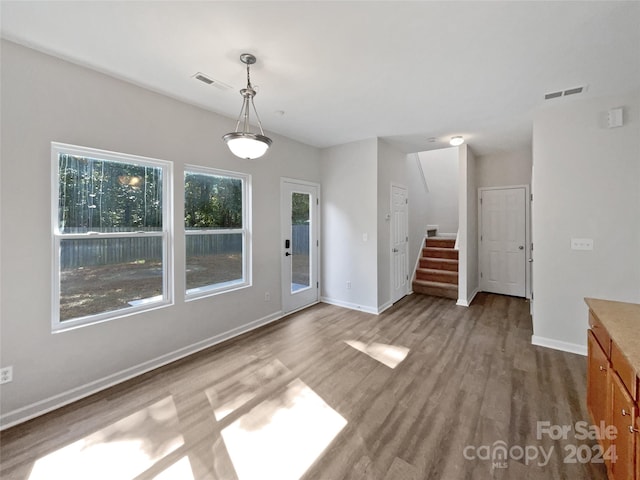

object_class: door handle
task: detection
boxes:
[528,258,533,263]
[392,248,398,253]
[285,252,292,256]
[518,245,524,250]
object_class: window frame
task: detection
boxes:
[184,164,252,301]
[51,142,173,332]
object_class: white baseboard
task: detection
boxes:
[0,310,284,430]
[320,296,379,315]
[456,287,479,307]
[531,335,587,356]
[377,300,393,314]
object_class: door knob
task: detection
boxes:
[519,245,524,250]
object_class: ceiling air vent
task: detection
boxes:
[192,72,232,90]
[563,86,583,96]
[194,72,214,85]
[544,85,587,101]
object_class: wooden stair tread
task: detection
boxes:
[425,237,456,248]
[416,268,458,275]
[422,258,458,265]
[422,247,459,259]
[412,279,458,299]
[412,279,458,290]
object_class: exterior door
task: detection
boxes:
[391,184,409,303]
[281,179,319,314]
[479,187,527,297]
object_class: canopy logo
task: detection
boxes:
[463,421,618,470]
[463,441,553,469]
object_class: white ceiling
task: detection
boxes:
[2,1,639,157]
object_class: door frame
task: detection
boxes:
[390,183,409,304]
[280,177,321,314]
[478,185,531,299]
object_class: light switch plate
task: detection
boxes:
[571,238,594,250]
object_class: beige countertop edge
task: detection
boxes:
[585,297,640,379]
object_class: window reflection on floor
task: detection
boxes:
[344,340,410,369]
[220,378,347,480]
[151,456,195,480]
[206,359,291,421]
[28,397,185,480]
[24,360,348,480]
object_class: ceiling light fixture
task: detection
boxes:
[449,136,464,146]
[223,53,273,159]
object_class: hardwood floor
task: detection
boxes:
[0,293,607,480]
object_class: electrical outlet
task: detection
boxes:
[264,292,271,301]
[0,366,13,384]
[346,281,352,290]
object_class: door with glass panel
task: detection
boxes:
[281,179,319,313]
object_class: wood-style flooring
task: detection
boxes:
[0,293,607,480]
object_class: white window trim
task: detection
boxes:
[51,142,174,332]
[184,164,252,301]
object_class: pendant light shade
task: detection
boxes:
[223,53,273,159]
[224,132,271,159]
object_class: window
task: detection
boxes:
[184,166,251,298]
[52,143,172,331]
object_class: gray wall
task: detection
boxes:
[319,139,379,312]
[532,90,640,352]
[417,148,459,235]
[476,149,532,188]
[0,40,321,426]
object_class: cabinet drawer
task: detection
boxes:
[589,311,611,357]
[611,340,637,401]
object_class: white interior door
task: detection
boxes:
[479,187,526,297]
[281,179,319,314]
[391,184,409,303]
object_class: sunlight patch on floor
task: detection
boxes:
[344,340,410,368]
[221,378,347,480]
[28,397,185,480]
[152,456,195,480]
[205,359,291,421]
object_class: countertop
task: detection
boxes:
[585,297,640,378]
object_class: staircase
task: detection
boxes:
[412,237,458,300]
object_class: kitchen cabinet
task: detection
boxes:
[586,298,640,480]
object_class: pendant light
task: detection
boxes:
[223,53,273,159]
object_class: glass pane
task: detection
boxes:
[186,233,243,292]
[60,237,164,321]
[185,173,242,229]
[58,154,163,233]
[291,193,310,292]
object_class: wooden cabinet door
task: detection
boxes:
[588,331,611,454]
[611,372,635,480]
[635,413,639,480]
